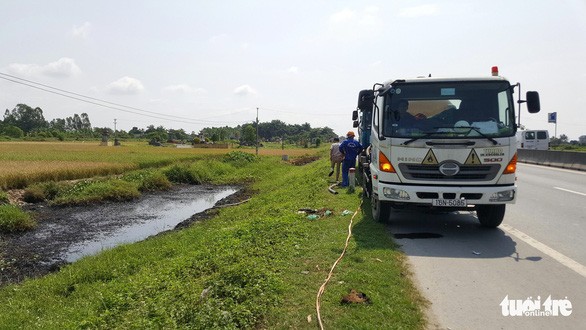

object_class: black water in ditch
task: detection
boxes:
[61,185,238,262]
[7,185,237,267]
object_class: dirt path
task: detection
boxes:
[0,185,254,287]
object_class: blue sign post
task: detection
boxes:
[548,112,557,137]
[548,112,557,123]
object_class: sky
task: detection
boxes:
[1,0,585,140]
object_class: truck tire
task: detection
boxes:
[476,205,505,228]
[371,194,392,223]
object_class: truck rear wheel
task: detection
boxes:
[476,205,505,228]
[371,194,392,223]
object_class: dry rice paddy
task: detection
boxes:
[0,141,318,189]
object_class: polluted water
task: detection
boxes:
[62,185,237,262]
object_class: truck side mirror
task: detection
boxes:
[526,91,540,113]
[352,110,358,121]
[357,89,374,111]
[353,120,359,128]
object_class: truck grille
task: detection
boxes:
[399,163,501,181]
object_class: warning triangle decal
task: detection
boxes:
[464,149,482,165]
[422,149,438,165]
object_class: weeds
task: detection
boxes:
[0,191,8,204]
[163,164,202,184]
[223,151,258,165]
[122,170,172,192]
[0,205,36,232]
[51,180,141,206]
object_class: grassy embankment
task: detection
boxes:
[0,141,311,232]
[0,142,426,329]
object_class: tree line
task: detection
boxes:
[1,104,338,146]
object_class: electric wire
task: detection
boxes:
[0,72,203,121]
[261,107,343,117]
[0,71,345,126]
[0,72,243,125]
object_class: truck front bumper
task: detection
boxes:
[374,182,516,206]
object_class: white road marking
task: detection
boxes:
[554,186,586,197]
[501,224,586,278]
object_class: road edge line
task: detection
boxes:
[501,224,586,278]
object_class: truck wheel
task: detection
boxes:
[476,205,505,228]
[371,194,392,223]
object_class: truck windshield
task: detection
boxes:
[382,81,515,139]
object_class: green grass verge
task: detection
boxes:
[0,204,36,232]
[0,152,426,329]
[0,190,9,204]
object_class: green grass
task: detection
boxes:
[50,179,142,206]
[21,153,253,207]
[121,169,172,192]
[0,190,8,204]
[0,152,426,329]
[550,144,586,152]
[0,205,36,232]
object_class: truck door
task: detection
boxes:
[524,131,537,149]
[535,130,549,150]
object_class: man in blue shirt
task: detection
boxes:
[339,131,363,187]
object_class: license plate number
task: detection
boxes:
[432,199,467,207]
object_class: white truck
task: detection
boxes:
[516,130,549,150]
[353,67,540,227]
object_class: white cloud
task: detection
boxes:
[233,84,257,96]
[327,6,382,41]
[288,66,299,74]
[106,76,145,95]
[43,58,82,77]
[399,5,439,18]
[6,63,38,76]
[72,22,91,39]
[6,57,81,77]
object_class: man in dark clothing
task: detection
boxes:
[339,131,363,187]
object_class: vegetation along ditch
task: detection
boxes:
[0,143,426,329]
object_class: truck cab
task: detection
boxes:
[354,71,540,227]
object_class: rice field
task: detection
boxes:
[0,141,319,189]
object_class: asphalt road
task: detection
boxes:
[388,163,586,329]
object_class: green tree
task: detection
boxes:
[168,128,189,141]
[1,125,24,138]
[128,127,144,137]
[241,124,256,145]
[3,104,48,133]
[49,118,67,131]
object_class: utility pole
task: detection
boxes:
[255,107,259,156]
[114,118,119,146]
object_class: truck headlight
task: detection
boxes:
[489,190,515,202]
[383,187,410,200]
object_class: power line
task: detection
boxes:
[0,72,345,126]
[261,107,344,117]
[0,72,243,125]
